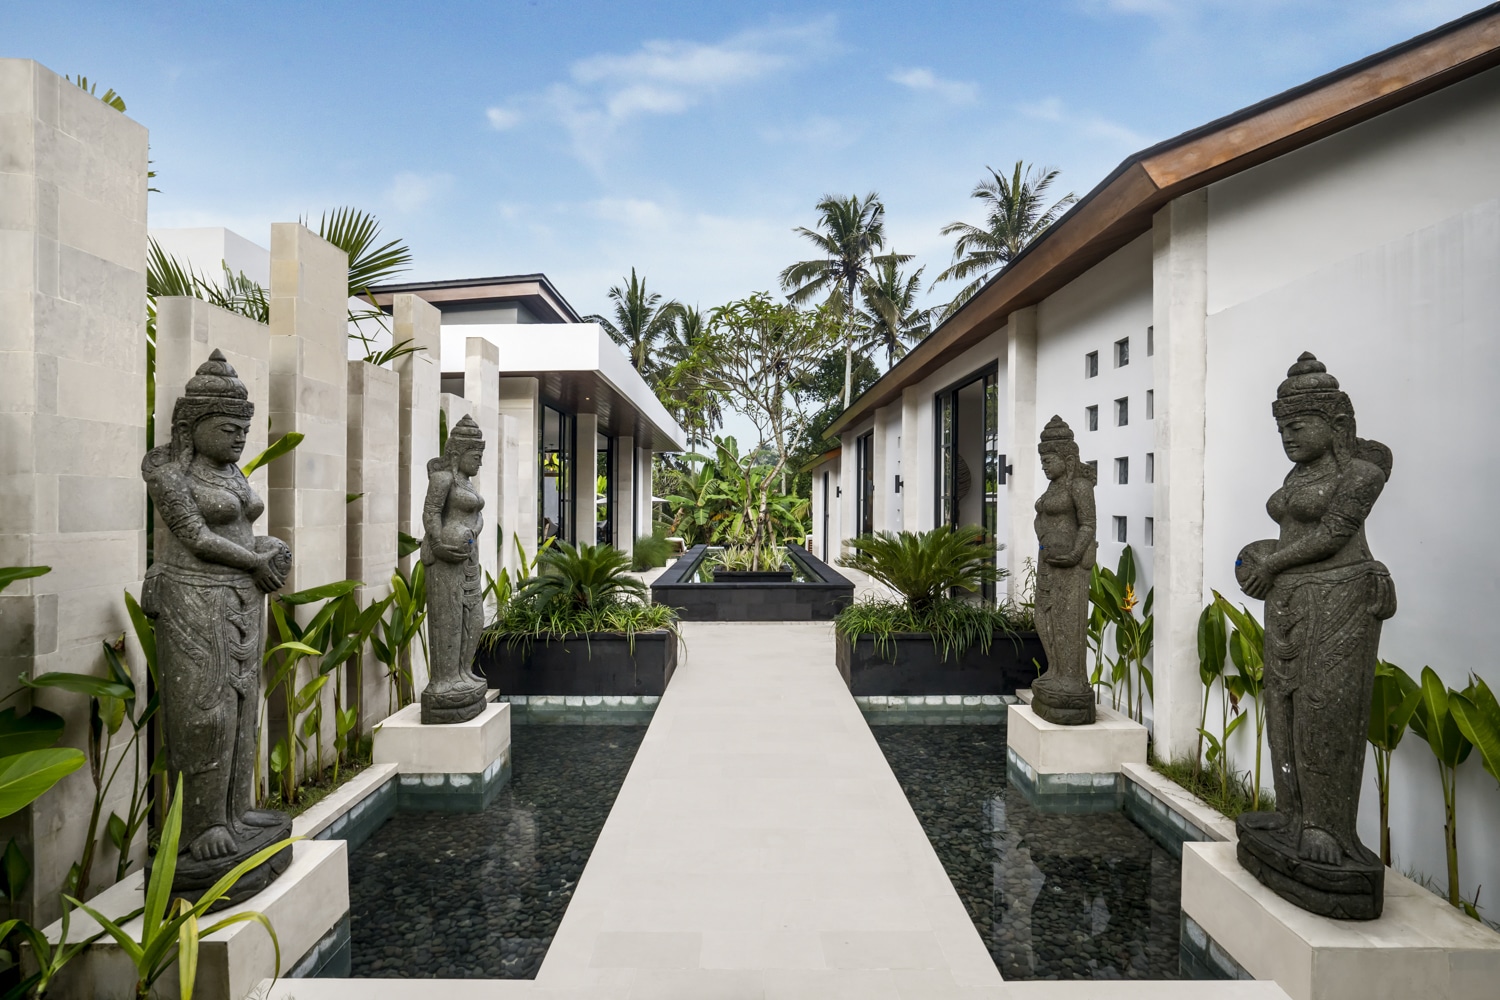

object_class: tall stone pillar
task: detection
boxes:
[497,377,539,575]
[1151,190,1209,761]
[267,223,348,593]
[393,293,440,571]
[154,299,272,529]
[636,447,654,540]
[0,59,148,921]
[1004,307,1039,594]
[347,360,399,729]
[613,435,634,556]
[575,413,600,546]
[900,389,921,531]
[464,337,500,581]
[872,409,890,533]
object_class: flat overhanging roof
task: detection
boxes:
[440,323,686,453]
[369,273,583,324]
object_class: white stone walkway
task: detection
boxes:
[531,621,1001,999]
[263,620,1289,1000]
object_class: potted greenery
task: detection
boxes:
[476,542,680,695]
[834,526,1043,696]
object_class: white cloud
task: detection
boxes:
[384,171,452,214]
[759,115,862,149]
[1019,96,1147,148]
[889,67,978,105]
[486,106,522,130]
[483,17,837,166]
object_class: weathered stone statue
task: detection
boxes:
[141,350,293,902]
[1030,415,1098,726]
[1234,352,1395,920]
[420,414,491,724]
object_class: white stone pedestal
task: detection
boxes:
[1005,701,1147,811]
[1182,840,1500,1000]
[373,698,511,811]
[34,840,349,1000]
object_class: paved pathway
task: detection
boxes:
[533,621,1003,999]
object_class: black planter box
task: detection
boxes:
[651,543,854,621]
[835,628,1048,696]
[711,569,796,583]
[476,629,677,695]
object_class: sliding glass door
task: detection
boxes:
[933,365,1001,600]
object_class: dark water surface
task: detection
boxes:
[348,725,645,978]
[872,725,1182,981]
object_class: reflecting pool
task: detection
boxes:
[873,725,1181,980]
[348,725,646,978]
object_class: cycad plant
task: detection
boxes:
[517,542,646,612]
[1368,660,1421,866]
[838,526,997,613]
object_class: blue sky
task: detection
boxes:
[4,1,1483,323]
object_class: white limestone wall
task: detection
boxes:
[393,293,440,568]
[1203,63,1500,909]
[1004,308,1039,588]
[464,337,500,580]
[346,360,399,732]
[0,59,149,921]
[613,434,635,555]
[153,298,271,530]
[576,412,600,546]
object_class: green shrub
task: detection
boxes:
[482,598,678,649]
[632,532,672,571]
[838,526,1000,612]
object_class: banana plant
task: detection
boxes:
[1214,594,1266,811]
[72,775,291,1000]
[371,564,427,713]
[1368,660,1421,865]
[1089,547,1154,723]
[1196,601,1229,777]
[321,594,391,779]
[1408,666,1474,909]
[1450,674,1500,791]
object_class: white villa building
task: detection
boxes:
[810,6,1500,901]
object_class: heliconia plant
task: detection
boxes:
[1408,666,1474,910]
[1449,674,1500,792]
[1195,601,1229,779]
[1368,660,1421,866]
[1213,594,1267,812]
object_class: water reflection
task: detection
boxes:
[873,725,1181,980]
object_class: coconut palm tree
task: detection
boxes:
[858,258,930,367]
[779,193,910,408]
[586,268,682,376]
[932,162,1077,317]
[657,305,723,451]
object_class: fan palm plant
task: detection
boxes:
[312,207,416,363]
[586,269,682,378]
[780,192,910,407]
[517,542,646,612]
[858,258,931,366]
[932,162,1076,316]
[838,526,998,613]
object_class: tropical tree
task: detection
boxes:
[314,207,416,364]
[586,268,682,378]
[780,193,909,408]
[656,305,723,451]
[933,161,1077,316]
[858,258,931,366]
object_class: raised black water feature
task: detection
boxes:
[873,725,1182,980]
[347,725,645,978]
[651,543,853,621]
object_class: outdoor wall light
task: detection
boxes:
[894,475,903,493]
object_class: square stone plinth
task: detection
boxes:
[1182,840,1500,1000]
[33,840,349,999]
[373,700,511,811]
[1007,702,1147,774]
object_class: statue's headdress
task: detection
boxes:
[1271,352,1352,422]
[430,413,484,475]
[1038,414,1095,482]
[166,350,254,462]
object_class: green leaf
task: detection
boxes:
[0,748,85,818]
[269,740,288,776]
[1450,675,1500,789]
[143,775,185,942]
[106,811,129,853]
[20,672,133,701]
[1369,661,1420,751]
[178,908,199,1000]
[1,838,29,902]
[279,579,360,606]
[239,432,304,477]
[123,590,157,679]
[1411,666,1473,769]
[397,532,422,558]
[0,708,65,757]
[0,566,49,595]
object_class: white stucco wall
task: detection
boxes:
[1035,233,1157,603]
[1203,65,1500,907]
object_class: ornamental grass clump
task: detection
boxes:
[835,526,1018,661]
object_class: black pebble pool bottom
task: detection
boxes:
[348,725,646,979]
[872,725,1182,981]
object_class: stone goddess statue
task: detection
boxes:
[1030,415,1099,726]
[1234,352,1395,920]
[419,414,490,724]
[141,350,292,901]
